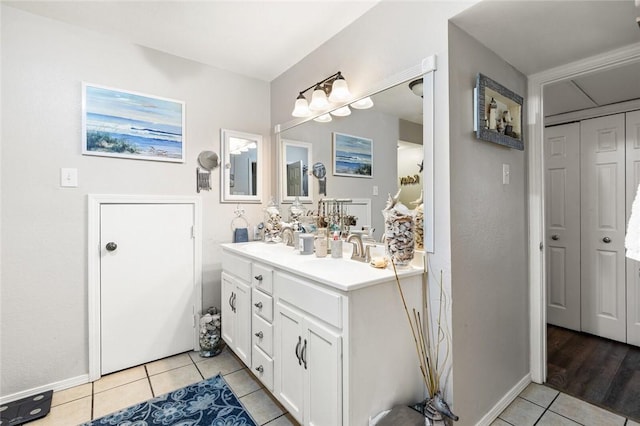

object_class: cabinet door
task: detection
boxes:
[221,272,236,349]
[274,302,304,423]
[304,318,342,426]
[234,278,252,366]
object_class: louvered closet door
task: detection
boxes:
[581,114,627,343]
[544,123,581,331]
[626,109,640,346]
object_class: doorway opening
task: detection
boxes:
[529,44,640,422]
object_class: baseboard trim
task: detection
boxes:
[475,373,531,426]
[0,374,89,405]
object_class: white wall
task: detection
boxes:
[0,5,271,397]
[448,23,529,424]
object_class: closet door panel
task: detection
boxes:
[581,114,626,343]
[545,123,581,331]
[626,109,640,346]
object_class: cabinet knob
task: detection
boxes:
[105,242,118,252]
[254,274,263,281]
[255,331,264,339]
[254,302,263,309]
[255,365,264,373]
[551,235,559,241]
[603,236,612,243]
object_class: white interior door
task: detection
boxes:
[544,123,581,331]
[581,114,627,343]
[626,109,640,346]
[101,203,195,374]
[287,161,303,197]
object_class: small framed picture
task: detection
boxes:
[82,83,185,162]
[332,132,373,178]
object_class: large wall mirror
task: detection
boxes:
[220,128,263,203]
[280,139,313,203]
[275,57,435,252]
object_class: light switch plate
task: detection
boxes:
[502,164,510,185]
[60,168,78,187]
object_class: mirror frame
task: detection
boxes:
[280,138,313,203]
[220,128,263,203]
[274,55,436,252]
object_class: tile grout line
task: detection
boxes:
[144,365,155,398]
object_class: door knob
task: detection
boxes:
[603,237,612,243]
[551,235,559,241]
[105,242,118,252]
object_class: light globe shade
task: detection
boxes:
[309,85,330,111]
[313,114,332,123]
[291,95,311,117]
[330,105,351,117]
[328,77,351,102]
[350,96,374,109]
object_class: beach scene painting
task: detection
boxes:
[82,83,185,162]
[332,132,373,178]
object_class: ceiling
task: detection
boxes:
[452,0,640,117]
[5,0,640,117]
[3,0,379,82]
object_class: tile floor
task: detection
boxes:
[493,382,640,426]
[28,347,298,426]
[23,349,640,426]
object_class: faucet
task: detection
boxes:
[346,234,365,261]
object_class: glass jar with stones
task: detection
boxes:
[199,307,224,357]
[264,197,283,243]
[382,190,416,267]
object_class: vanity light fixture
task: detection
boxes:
[350,96,374,110]
[291,71,352,117]
[330,105,351,117]
[313,114,333,123]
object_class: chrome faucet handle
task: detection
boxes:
[363,244,374,263]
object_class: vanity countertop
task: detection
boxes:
[221,241,423,292]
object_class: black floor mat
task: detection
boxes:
[0,390,53,425]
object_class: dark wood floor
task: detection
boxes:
[546,324,640,422]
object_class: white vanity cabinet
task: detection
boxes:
[274,272,342,425]
[221,242,424,426]
[221,271,251,366]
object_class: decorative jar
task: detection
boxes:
[199,307,224,357]
[264,197,283,243]
[382,194,415,267]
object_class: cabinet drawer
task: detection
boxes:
[221,251,251,282]
[276,272,342,329]
[252,345,273,391]
[252,263,273,294]
[252,313,273,356]
[252,288,273,322]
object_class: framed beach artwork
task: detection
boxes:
[82,83,185,162]
[332,132,373,178]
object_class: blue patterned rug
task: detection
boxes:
[81,374,257,426]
